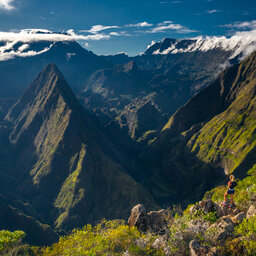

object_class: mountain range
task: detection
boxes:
[0,36,256,245]
[0,63,154,245]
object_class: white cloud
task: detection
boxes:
[157,21,173,26]
[81,25,119,34]
[0,0,15,11]
[149,22,197,34]
[221,20,256,30]
[146,40,157,49]
[206,9,221,14]
[109,32,120,36]
[0,41,51,61]
[151,23,182,33]
[0,29,109,42]
[78,21,195,37]
[0,28,111,61]
[115,51,128,55]
[125,22,153,28]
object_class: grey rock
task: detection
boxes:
[189,240,218,256]
[189,239,201,256]
[215,202,240,217]
[190,200,216,216]
[232,212,246,224]
[128,204,149,232]
[128,204,168,235]
[208,216,236,243]
[246,205,256,219]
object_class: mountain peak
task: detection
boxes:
[5,63,77,126]
[40,62,63,79]
[2,64,155,234]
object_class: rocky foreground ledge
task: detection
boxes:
[127,200,256,256]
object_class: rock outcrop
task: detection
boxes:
[208,216,236,243]
[190,199,240,218]
[189,239,218,256]
[128,204,168,235]
[246,205,256,219]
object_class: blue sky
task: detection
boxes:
[0,0,256,55]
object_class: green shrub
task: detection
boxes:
[0,230,26,254]
[42,219,164,256]
[203,211,218,224]
[234,216,256,255]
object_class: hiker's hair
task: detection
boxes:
[229,174,235,181]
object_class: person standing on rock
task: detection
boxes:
[222,174,237,208]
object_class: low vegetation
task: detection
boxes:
[0,230,27,255]
[41,219,164,256]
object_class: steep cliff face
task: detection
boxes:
[3,64,155,234]
[145,52,256,205]
[187,52,256,177]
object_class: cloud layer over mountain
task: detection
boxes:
[0,29,111,61]
[149,30,256,60]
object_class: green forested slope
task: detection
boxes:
[1,64,155,243]
[144,52,256,206]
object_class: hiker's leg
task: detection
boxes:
[224,191,228,202]
[230,194,234,204]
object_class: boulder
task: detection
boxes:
[246,205,256,219]
[128,204,168,234]
[215,202,240,217]
[189,199,240,218]
[189,239,218,256]
[189,239,201,256]
[199,200,215,214]
[190,200,215,215]
[147,209,168,234]
[187,219,211,235]
[231,212,246,224]
[212,203,224,218]
[128,204,149,232]
[152,237,166,250]
[208,216,236,243]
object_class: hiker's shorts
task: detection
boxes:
[227,189,235,194]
